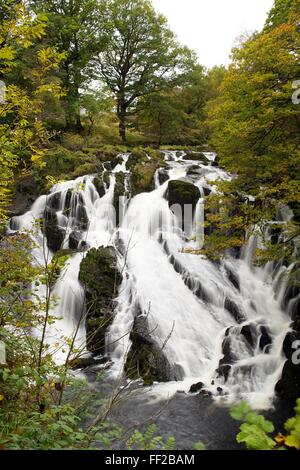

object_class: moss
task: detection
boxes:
[167,180,200,212]
[130,161,158,197]
[71,161,102,179]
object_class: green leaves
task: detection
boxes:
[231,398,300,451]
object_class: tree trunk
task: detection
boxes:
[117,97,127,143]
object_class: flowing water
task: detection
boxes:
[8,151,293,409]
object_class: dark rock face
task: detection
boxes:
[259,326,272,352]
[167,180,200,215]
[74,201,89,231]
[69,230,82,250]
[111,155,124,169]
[43,207,65,252]
[241,324,254,347]
[125,309,180,384]
[79,246,122,355]
[224,298,244,323]
[224,265,240,291]
[93,177,106,198]
[157,169,169,185]
[189,382,204,393]
[186,165,202,176]
[276,331,300,401]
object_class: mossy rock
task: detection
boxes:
[184,151,208,162]
[130,161,158,197]
[167,180,200,213]
[111,155,124,169]
[79,246,122,355]
[93,177,106,198]
[71,161,101,179]
[126,151,148,170]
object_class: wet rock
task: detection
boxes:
[43,207,65,252]
[111,155,124,169]
[103,162,112,171]
[103,171,111,187]
[259,326,272,352]
[125,309,180,384]
[216,364,232,382]
[70,356,110,370]
[220,336,239,365]
[76,204,89,231]
[167,180,200,215]
[69,230,82,250]
[62,189,72,217]
[186,165,202,176]
[158,169,169,185]
[189,382,204,393]
[224,265,240,291]
[283,331,300,360]
[193,281,209,303]
[93,177,106,198]
[202,186,212,197]
[79,246,122,355]
[48,192,62,211]
[241,324,254,347]
[224,298,244,323]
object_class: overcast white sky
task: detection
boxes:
[151,0,274,68]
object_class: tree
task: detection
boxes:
[96,0,195,142]
[0,1,64,223]
[264,0,294,29]
[31,0,106,131]
[80,88,114,134]
[204,0,300,259]
[135,91,184,146]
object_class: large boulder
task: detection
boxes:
[130,161,158,196]
[167,180,200,214]
[124,308,180,384]
[183,151,208,163]
[79,246,122,355]
[43,207,66,252]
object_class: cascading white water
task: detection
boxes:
[8,151,293,408]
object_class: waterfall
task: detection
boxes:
[8,151,293,408]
